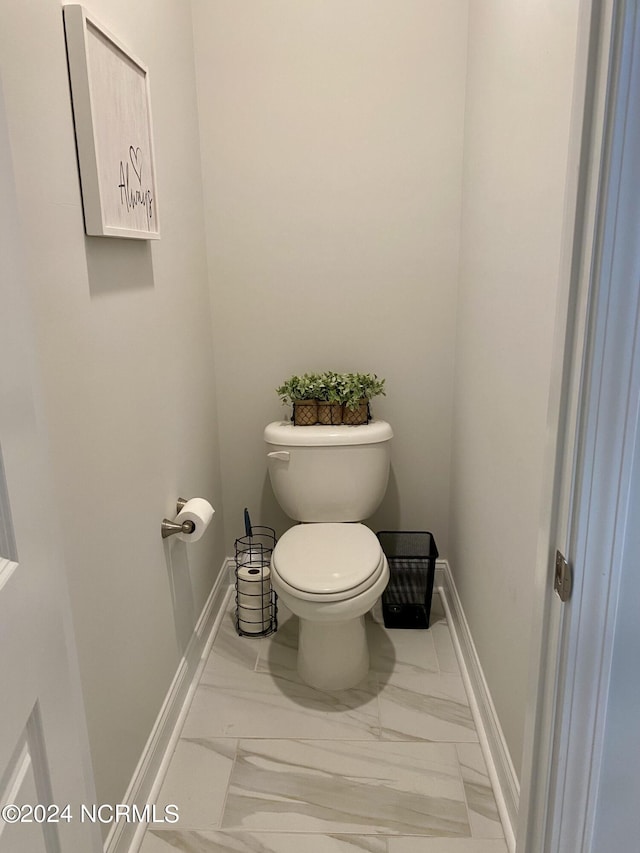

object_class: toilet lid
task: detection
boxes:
[272,523,384,597]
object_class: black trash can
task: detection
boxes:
[377,531,439,629]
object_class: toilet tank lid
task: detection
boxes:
[264,419,393,446]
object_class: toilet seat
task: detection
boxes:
[271,523,385,602]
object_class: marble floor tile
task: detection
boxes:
[153,738,237,830]
[142,830,389,852]
[367,620,440,680]
[378,672,478,742]
[181,667,381,740]
[222,739,469,836]
[388,840,508,853]
[457,744,504,839]
[429,590,447,622]
[139,589,511,853]
[254,610,300,676]
[205,608,263,675]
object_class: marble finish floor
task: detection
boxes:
[140,591,507,853]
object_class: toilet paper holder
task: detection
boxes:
[161,498,195,539]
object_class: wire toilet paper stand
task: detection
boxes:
[234,526,278,637]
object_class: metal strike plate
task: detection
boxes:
[554,551,573,603]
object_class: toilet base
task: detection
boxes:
[297,614,369,691]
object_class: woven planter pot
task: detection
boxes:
[293,399,318,426]
[317,401,343,425]
[342,399,369,425]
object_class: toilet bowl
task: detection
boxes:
[265,419,393,691]
[270,522,389,690]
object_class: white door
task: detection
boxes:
[519,1,640,850]
[542,3,640,848]
[0,78,102,853]
[515,0,614,846]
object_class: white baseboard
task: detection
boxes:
[437,559,519,853]
[105,558,234,853]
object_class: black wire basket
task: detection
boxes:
[377,531,439,629]
[234,526,278,637]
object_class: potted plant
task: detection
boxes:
[342,373,386,425]
[276,373,320,425]
[276,371,386,426]
[316,371,345,425]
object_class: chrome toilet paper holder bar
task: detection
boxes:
[161,498,195,539]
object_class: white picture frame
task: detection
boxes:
[63,4,160,239]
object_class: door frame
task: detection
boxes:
[518,0,640,849]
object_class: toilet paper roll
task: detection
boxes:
[176,498,215,542]
[237,602,271,634]
[236,563,272,609]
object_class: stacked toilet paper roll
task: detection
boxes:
[236,562,272,634]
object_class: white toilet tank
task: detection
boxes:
[264,419,393,522]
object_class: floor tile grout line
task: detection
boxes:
[455,741,475,839]
[216,737,239,832]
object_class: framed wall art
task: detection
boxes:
[63,5,160,239]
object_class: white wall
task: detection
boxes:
[191,0,468,553]
[0,0,224,812]
[450,0,581,778]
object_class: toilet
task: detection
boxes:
[264,419,393,690]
